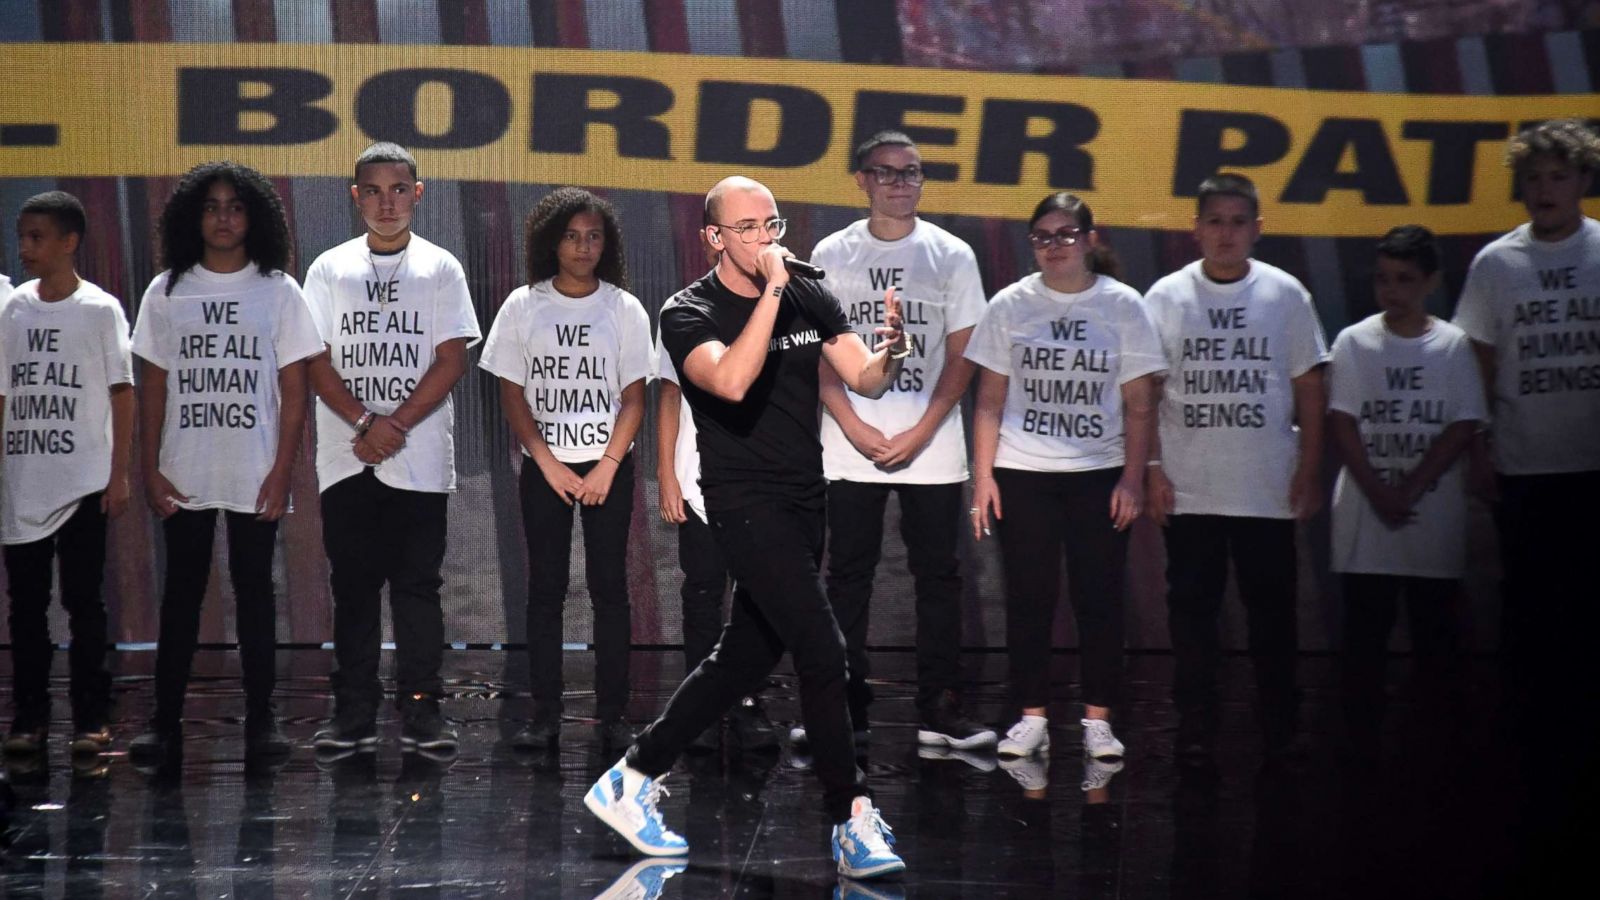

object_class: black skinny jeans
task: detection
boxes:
[629,494,868,824]
[825,479,964,722]
[520,454,634,720]
[320,468,448,717]
[150,508,280,730]
[1340,573,1459,739]
[1163,514,1299,746]
[993,467,1129,712]
[4,494,109,727]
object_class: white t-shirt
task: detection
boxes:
[656,337,706,521]
[0,279,133,543]
[965,273,1166,472]
[132,266,324,513]
[479,279,652,464]
[1144,260,1330,518]
[1452,217,1600,475]
[0,274,12,306]
[303,234,482,493]
[1328,316,1487,578]
[813,219,986,484]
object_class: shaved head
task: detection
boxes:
[704,176,771,225]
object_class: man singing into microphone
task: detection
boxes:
[586,176,909,880]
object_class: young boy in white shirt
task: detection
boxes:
[0,191,134,757]
[1328,225,1485,755]
[127,162,324,765]
[1143,173,1330,764]
[303,143,482,757]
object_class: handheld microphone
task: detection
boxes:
[783,257,826,280]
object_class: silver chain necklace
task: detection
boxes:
[367,246,408,309]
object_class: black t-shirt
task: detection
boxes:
[661,270,851,511]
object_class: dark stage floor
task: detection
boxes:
[0,649,1579,898]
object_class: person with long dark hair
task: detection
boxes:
[967,192,1164,769]
[479,187,652,752]
[128,161,322,764]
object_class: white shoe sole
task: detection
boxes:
[584,785,690,857]
[996,736,1050,758]
[838,856,907,880]
[917,728,998,750]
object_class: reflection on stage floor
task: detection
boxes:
[0,649,1578,898]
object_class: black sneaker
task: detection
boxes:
[130,722,183,772]
[728,696,780,751]
[399,694,458,753]
[3,714,49,756]
[917,691,997,751]
[510,711,560,752]
[70,724,113,756]
[595,717,635,751]
[245,708,293,761]
[313,708,378,752]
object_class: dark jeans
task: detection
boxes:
[825,479,963,721]
[3,494,109,727]
[1341,573,1459,739]
[151,509,280,729]
[679,509,730,674]
[1164,514,1298,747]
[1496,471,1600,699]
[320,468,448,716]
[520,454,634,720]
[993,467,1129,712]
[629,495,868,823]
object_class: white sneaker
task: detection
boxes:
[789,725,808,745]
[997,716,1050,757]
[1080,756,1125,792]
[1081,718,1125,760]
[1000,754,1050,791]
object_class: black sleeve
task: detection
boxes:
[660,299,719,380]
[792,278,852,341]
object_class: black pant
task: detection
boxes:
[825,479,963,721]
[151,509,280,729]
[320,468,448,715]
[679,509,730,674]
[520,455,634,720]
[1496,471,1600,698]
[629,495,868,823]
[3,494,110,727]
[1164,514,1298,746]
[993,467,1128,711]
[1340,573,1459,739]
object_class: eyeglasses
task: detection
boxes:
[711,218,788,243]
[1028,227,1083,248]
[864,164,925,187]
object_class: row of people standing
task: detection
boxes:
[2,118,1595,785]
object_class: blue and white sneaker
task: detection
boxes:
[832,796,905,879]
[593,858,688,899]
[585,758,689,857]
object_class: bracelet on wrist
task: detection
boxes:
[603,453,623,465]
[888,343,912,360]
[354,410,375,436]
[390,417,411,435]
[1147,459,1163,468]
